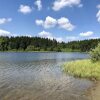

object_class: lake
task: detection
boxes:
[0,52,92,100]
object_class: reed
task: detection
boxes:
[63,59,100,80]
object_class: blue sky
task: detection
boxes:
[0,0,100,42]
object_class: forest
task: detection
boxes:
[0,36,100,52]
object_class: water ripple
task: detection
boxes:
[0,52,92,100]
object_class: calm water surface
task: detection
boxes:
[0,52,92,100]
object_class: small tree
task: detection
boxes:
[26,45,35,51]
[90,43,100,62]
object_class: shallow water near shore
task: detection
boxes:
[0,52,93,100]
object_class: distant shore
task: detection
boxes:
[0,50,55,52]
[0,50,86,53]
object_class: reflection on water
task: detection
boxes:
[0,52,92,100]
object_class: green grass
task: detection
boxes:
[63,59,100,80]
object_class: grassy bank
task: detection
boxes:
[63,59,100,80]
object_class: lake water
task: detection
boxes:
[0,52,92,100]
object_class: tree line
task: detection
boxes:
[0,36,100,52]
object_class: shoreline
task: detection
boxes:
[0,51,86,53]
[63,59,100,100]
[86,81,100,100]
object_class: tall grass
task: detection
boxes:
[63,59,100,80]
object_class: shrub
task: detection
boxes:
[26,45,35,51]
[90,43,100,62]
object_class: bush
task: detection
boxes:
[90,43,100,62]
[26,45,35,51]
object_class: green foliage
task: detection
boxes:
[63,60,100,80]
[26,45,35,51]
[0,37,9,51]
[0,36,58,52]
[90,43,100,62]
[0,36,99,52]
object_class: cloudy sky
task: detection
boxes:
[0,0,100,42]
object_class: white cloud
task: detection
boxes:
[65,36,100,42]
[37,30,98,42]
[36,16,75,31]
[80,31,94,37]
[0,18,12,24]
[38,30,53,39]
[78,4,83,8]
[66,36,79,42]
[0,29,33,37]
[34,0,42,11]
[35,20,43,25]
[38,30,63,42]
[97,4,100,9]
[44,16,57,28]
[0,29,12,36]
[88,36,100,39]
[96,10,100,23]
[56,37,63,42]
[36,16,57,28]
[18,5,32,14]
[96,4,100,23]
[52,0,81,11]
[58,17,75,31]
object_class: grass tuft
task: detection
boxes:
[63,59,100,80]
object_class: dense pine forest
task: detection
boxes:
[0,36,100,52]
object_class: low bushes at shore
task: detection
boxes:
[63,43,100,80]
[63,59,100,80]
